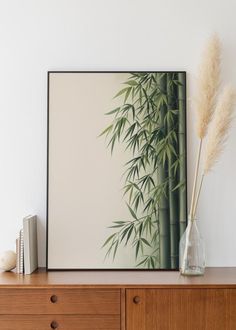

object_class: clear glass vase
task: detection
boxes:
[179,217,205,275]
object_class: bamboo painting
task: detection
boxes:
[101,72,187,269]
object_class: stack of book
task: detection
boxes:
[16,215,38,275]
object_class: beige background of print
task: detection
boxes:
[48,73,137,268]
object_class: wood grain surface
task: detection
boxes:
[121,288,126,330]
[0,267,236,288]
[0,315,120,330]
[1,268,236,330]
[126,288,236,330]
[0,288,120,314]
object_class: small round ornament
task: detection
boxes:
[0,250,17,271]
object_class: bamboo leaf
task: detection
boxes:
[99,124,113,137]
[113,241,119,260]
[150,257,155,269]
[124,87,132,103]
[105,107,120,115]
[173,79,183,86]
[168,143,177,157]
[143,198,154,212]
[113,87,130,99]
[135,240,140,259]
[123,122,136,141]
[125,80,138,86]
[109,224,126,228]
[172,180,186,191]
[101,233,116,248]
[138,223,143,236]
[125,225,134,245]
[141,238,152,247]
[136,257,148,267]
[120,226,130,243]
[107,134,117,154]
[127,203,138,220]
[134,194,140,212]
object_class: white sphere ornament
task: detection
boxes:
[0,250,17,271]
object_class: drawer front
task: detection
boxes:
[0,315,120,330]
[0,289,120,315]
[126,288,236,330]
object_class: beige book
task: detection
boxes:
[23,215,38,275]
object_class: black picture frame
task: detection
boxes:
[46,71,187,271]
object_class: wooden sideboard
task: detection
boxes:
[0,268,236,329]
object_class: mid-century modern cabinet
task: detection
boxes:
[0,268,235,329]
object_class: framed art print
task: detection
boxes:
[47,71,187,270]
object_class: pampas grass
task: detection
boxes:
[192,86,236,216]
[196,34,221,139]
[189,34,221,219]
[204,86,236,174]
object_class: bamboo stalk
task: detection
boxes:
[167,73,179,269]
[177,73,187,238]
[189,139,202,219]
[158,74,171,269]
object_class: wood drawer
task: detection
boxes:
[0,289,120,315]
[0,315,120,330]
[126,288,236,330]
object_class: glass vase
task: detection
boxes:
[179,217,205,275]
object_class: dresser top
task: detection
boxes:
[0,267,236,288]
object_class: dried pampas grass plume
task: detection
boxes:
[196,34,221,139]
[192,85,235,217]
[204,85,236,173]
[189,34,221,218]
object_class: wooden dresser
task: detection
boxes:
[0,268,236,330]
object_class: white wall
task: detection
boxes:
[0,0,236,267]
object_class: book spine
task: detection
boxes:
[23,219,30,274]
[15,238,20,274]
[23,215,38,274]
[19,229,24,274]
